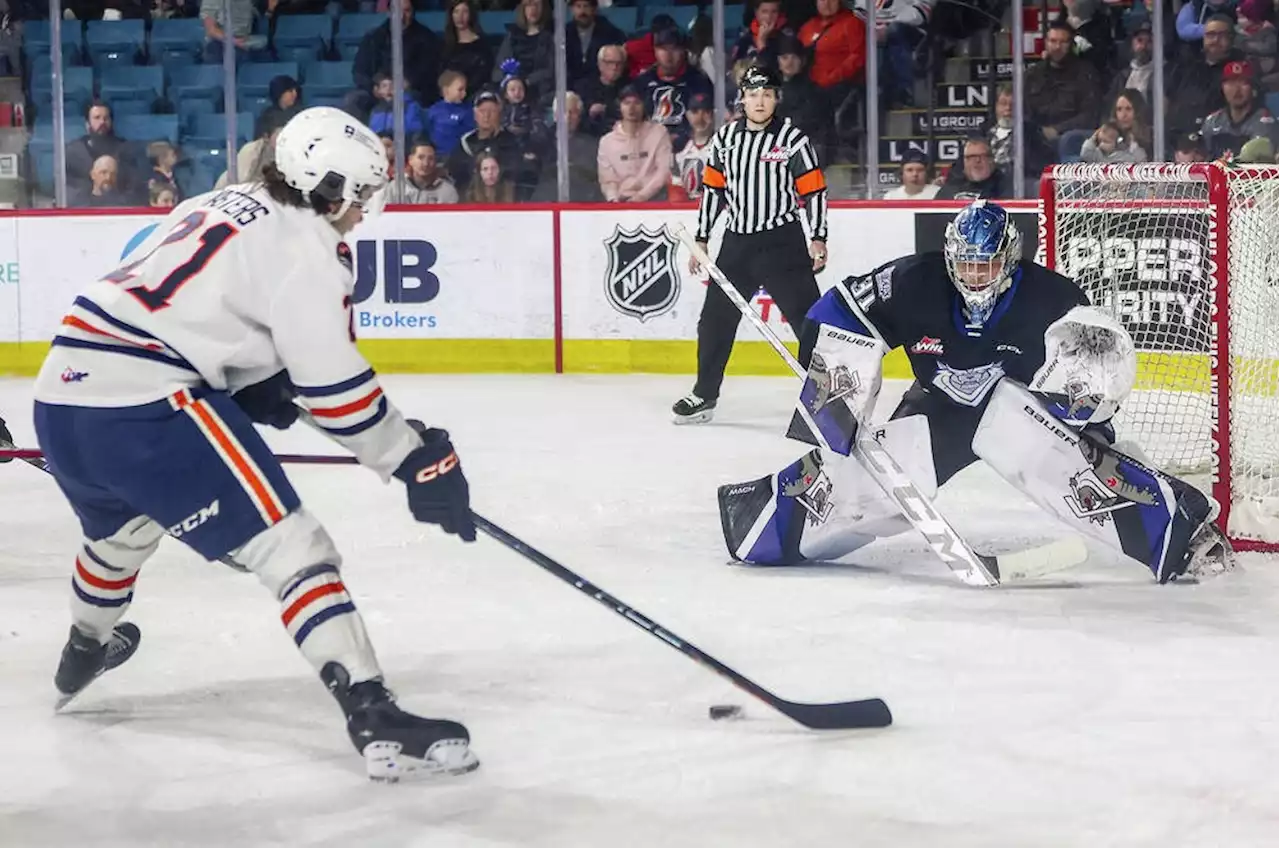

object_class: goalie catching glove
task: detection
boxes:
[393,420,476,542]
[1030,306,1137,427]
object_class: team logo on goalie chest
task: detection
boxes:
[911,336,945,355]
[603,225,681,322]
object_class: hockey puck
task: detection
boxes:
[708,704,743,720]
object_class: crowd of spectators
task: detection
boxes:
[20,0,1280,208]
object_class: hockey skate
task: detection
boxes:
[322,662,479,783]
[1159,490,1236,584]
[54,622,141,710]
[672,393,716,424]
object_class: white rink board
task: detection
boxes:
[344,209,555,340]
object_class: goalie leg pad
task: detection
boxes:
[786,323,888,455]
[720,416,937,565]
[972,379,1219,582]
[233,509,383,683]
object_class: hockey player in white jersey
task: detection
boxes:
[33,107,479,781]
[718,201,1232,584]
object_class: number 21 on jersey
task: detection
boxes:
[103,211,240,312]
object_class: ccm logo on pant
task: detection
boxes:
[169,500,220,537]
[415,453,459,483]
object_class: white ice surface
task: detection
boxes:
[0,374,1275,848]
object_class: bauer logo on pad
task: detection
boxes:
[603,225,681,322]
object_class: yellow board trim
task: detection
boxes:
[561,340,915,378]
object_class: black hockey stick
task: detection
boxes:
[473,513,892,730]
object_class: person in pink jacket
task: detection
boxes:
[596,85,673,203]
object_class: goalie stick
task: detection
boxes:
[674,225,1087,586]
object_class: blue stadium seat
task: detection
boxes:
[107,98,152,117]
[303,92,346,109]
[277,44,324,67]
[189,112,254,146]
[31,65,94,105]
[85,19,145,64]
[640,5,698,29]
[599,6,637,33]
[116,113,180,144]
[187,145,228,185]
[237,93,271,115]
[23,20,83,65]
[100,65,164,104]
[28,140,55,193]
[303,60,353,97]
[335,13,385,59]
[150,18,204,66]
[274,14,332,51]
[168,64,224,104]
[177,158,217,197]
[236,61,299,97]
[479,10,511,36]
[1267,92,1279,118]
[177,98,217,133]
[414,11,446,31]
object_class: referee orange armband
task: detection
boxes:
[702,165,726,189]
[794,168,826,197]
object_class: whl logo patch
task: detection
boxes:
[760,145,790,162]
[911,336,945,355]
[603,225,681,322]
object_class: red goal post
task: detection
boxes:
[1039,162,1278,552]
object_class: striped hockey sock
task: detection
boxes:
[70,545,140,641]
[279,564,382,683]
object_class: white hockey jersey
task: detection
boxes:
[33,184,421,481]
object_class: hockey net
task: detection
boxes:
[1040,162,1278,551]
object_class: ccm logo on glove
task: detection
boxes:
[414,452,459,483]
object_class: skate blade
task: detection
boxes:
[673,410,714,425]
[364,739,480,784]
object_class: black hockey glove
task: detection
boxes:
[0,416,12,462]
[393,422,476,542]
[231,371,299,430]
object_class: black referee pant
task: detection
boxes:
[693,220,819,401]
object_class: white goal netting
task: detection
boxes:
[1041,163,1279,550]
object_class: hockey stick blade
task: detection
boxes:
[473,513,891,730]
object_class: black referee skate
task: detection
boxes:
[54,622,141,710]
[672,392,716,424]
[321,661,479,783]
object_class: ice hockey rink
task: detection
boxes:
[0,373,1275,848]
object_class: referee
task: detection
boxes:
[673,65,829,424]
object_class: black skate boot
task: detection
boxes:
[54,622,141,710]
[321,662,479,783]
[672,392,716,424]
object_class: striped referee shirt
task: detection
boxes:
[695,116,828,243]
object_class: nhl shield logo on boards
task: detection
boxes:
[603,225,681,321]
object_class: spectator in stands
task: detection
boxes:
[1110,89,1152,155]
[368,72,427,136]
[448,89,524,196]
[200,0,256,64]
[425,70,476,156]
[1177,0,1237,50]
[1058,0,1115,81]
[566,0,627,87]
[597,84,672,202]
[1201,60,1279,158]
[442,0,494,97]
[884,149,939,199]
[464,151,516,203]
[1235,0,1277,91]
[498,59,537,138]
[389,139,459,204]
[1080,120,1147,162]
[350,3,442,119]
[73,154,128,208]
[149,181,176,209]
[533,92,602,201]
[775,34,824,137]
[937,136,1004,200]
[255,75,301,140]
[147,140,180,202]
[633,27,714,148]
[733,0,792,68]
[216,111,285,188]
[493,0,554,104]
[1174,130,1208,162]
[1167,15,1242,136]
[1024,21,1100,159]
[980,83,1053,180]
[1107,21,1154,104]
[671,91,715,200]
[856,0,933,108]
[625,12,676,79]
[66,101,132,198]
[576,43,627,137]
[798,0,866,155]
[688,14,716,77]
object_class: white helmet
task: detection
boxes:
[274,106,387,221]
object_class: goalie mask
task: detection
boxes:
[944,200,1022,325]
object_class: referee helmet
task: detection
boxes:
[739,65,782,94]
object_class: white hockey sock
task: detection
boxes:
[70,517,164,642]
